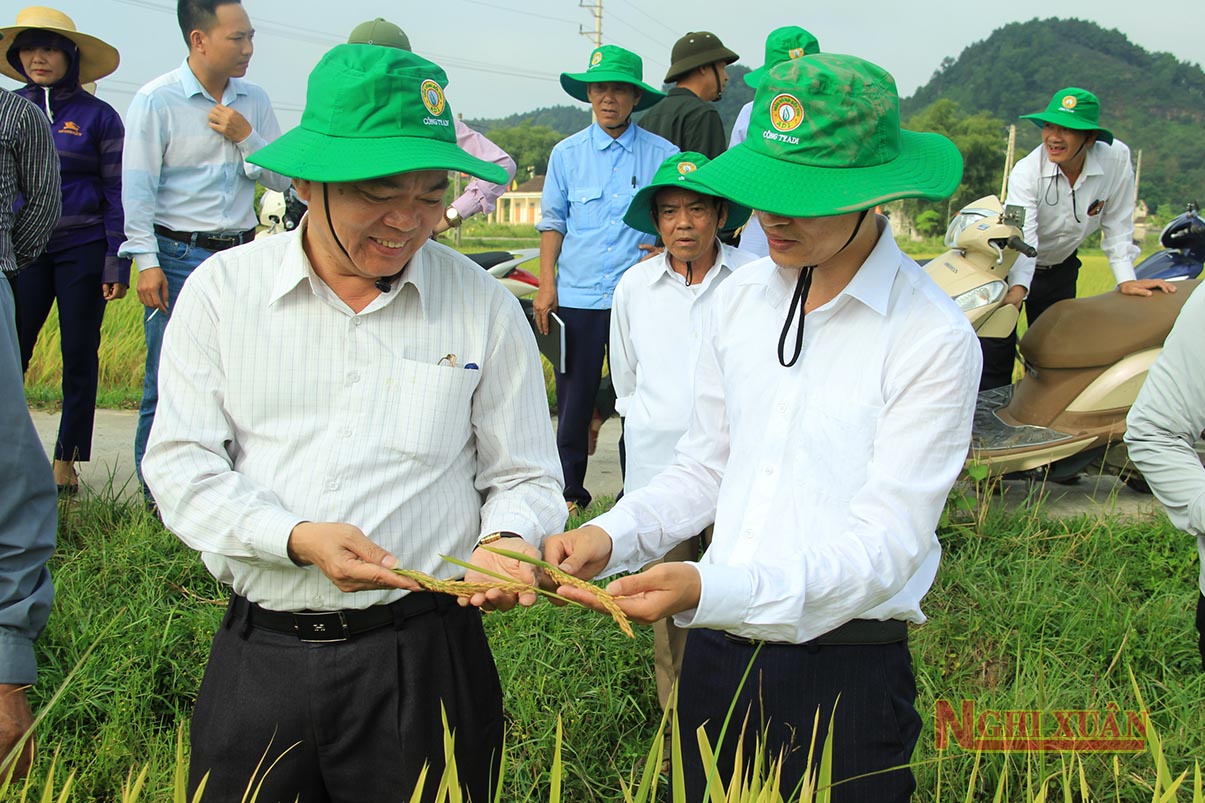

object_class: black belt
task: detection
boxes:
[724,618,907,647]
[1035,250,1079,272]
[154,224,255,252]
[227,592,454,643]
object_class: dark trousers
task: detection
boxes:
[189,595,504,803]
[1197,592,1205,672]
[980,251,1082,391]
[554,306,610,507]
[678,629,920,803]
[9,240,107,460]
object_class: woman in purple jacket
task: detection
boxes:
[2,7,128,495]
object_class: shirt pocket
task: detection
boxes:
[568,185,606,230]
[800,399,883,498]
[384,358,480,466]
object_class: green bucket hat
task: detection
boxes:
[560,45,665,112]
[664,31,739,83]
[690,53,963,218]
[1019,87,1114,145]
[347,17,410,50]
[743,26,820,89]
[248,45,507,184]
[622,152,752,235]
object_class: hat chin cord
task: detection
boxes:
[321,183,403,293]
[776,208,870,368]
[711,64,723,101]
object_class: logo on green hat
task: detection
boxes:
[590,50,603,67]
[1061,95,1077,109]
[789,46,805,59]
[421,79,446,117]
[677,161,698,175]
[770,94,804,132]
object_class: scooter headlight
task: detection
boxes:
[953,280,1006,313]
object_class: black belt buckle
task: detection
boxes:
[292,611,351,643]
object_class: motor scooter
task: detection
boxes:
[924,196,1202,484]
[1133,201,1205,281]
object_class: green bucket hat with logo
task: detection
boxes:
[664,31,739,83]
[1019,87,1114,145]
[743,26,820,89]
[248,44,507,184]
[691,53,963,218]
[623,152,751,235]
[560,44,665,112]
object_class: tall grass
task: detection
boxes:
[7,485,1204,800]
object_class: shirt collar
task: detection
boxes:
[758,216,899,316]
[267,216,428,318]
[649,241,732,289]
[590,121,636,152]
[177,57,249,103]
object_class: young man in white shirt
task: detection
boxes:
[980,87,1175,389]
[610,150,756,720]
[547,54,981,802]
[143,45,565,802]
[120,0,291,500]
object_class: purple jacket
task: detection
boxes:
[12,46,130,285]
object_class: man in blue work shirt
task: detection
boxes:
[534,44,678,512]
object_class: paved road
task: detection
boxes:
[30,407,1165,520]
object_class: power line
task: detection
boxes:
[463,0,579,26]
[610,0,680,37]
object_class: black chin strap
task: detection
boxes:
[685,260,693,286]
[711,63,723,101]
[321,183,402,293]
[776,209,870,368]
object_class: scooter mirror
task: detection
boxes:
[1003,205,1026,229]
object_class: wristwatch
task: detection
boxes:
[475,532,506,549]
[444,206,463,228]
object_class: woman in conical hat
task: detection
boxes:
[3,6,129,496]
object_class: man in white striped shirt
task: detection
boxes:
[143,45,564,802]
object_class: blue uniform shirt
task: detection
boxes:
[537,123,677,309]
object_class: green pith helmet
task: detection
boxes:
[346,17,411,50]
[560,44,665,112]
[664,31,739,83]
[1019,87,1114,145]
[690,53,962,217]
[248,45,506,184]
[623,152,751,235]
[744,26,820,89]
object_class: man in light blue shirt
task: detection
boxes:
[534,44,677,510]
[119,0,289,502]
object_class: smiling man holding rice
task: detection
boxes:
[142,43,565,802]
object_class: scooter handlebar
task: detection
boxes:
[1006,236,1038,258]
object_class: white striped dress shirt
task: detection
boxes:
[144,224,566,612]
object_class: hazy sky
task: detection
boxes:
[2,0,1200,130]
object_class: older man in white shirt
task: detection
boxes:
[547,54,980,802]
[610,150,755,718]
[143,44,564,803]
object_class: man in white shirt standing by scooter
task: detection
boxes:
[980,87,1175,390]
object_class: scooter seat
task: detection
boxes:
[1020,280,1199,369]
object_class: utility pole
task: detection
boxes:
[579,0,602,123]
[579,0,602,48]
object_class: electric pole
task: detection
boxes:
[579,0,601,48]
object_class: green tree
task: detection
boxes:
[487,122,563,177]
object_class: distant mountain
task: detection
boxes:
[466,106,591,137]
[470,64,756,143]
[903,17,1205,213]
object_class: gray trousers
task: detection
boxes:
[0,276,56,686]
